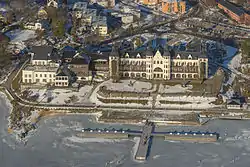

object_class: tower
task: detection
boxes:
[109,45,120,82]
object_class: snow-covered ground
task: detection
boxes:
[100,79,155,92]
[156,95,216,109]
[29,85,93,105]
[89,80,153,107]
[158,84,192,94]
[221,52,242,101]
[5,29,37,43]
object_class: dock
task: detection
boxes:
[77,121,219,161]
[135,122,153,160]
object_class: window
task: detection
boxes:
[29,79,32,83]
[49,74,52,78]
[44,74,47,77]
[43,79,46,82]
[29,74,31,78]
[40,74,42,77]
[36,79,39,83]
[24,79,27,83]
[36,74,38,77]
[24,74,27,78]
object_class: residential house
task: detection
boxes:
[142,0,161,6]
[72,2,88,19]
[68,57,90,81]
[22,46,60,85]
[90,53,109,78]
[55,65,77,87]
[162,0,186,14]
[92,16,108,36]
[218,0,250,25]
[37,7,48,19]
[81,9,97,26]
[93,0,116,8]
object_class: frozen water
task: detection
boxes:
[1,95,250,166]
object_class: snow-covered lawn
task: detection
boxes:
[101,79,154,92]
[158,84,192,94]
[29,85,93,105]
[89,80,153,107]
[5,29,37,42]
[156,95,216,109]
[157,95,216,103]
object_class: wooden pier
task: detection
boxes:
[135,122,153,160]
[78,121,219,161]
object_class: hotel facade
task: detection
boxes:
[109,49,208,81]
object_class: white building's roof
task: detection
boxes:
[24,65,58,72]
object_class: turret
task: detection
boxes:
[109,45,120,82]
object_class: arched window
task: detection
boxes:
[154,67,163,72]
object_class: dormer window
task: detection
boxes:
[136,53,141,58]
[188,54,192,59]
[125,53,129,58]
[176,54,181,59]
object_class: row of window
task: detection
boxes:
[55,82,68,86]
[23,79,55,83]
[173,62,198,66]
[56,76,68,80]
[33,61,47,65]
[24,74,56,78]
[147,65,169,68]
[146,69,169,73]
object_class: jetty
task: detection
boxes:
[78,121,219,161]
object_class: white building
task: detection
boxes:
[47,0,58,8]
[72,2,88,19]
[92,16,108,36]
[22,46,60,85]
[22,66,57,84]
[24,22,43,31]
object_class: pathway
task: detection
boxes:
[151,84,160,109]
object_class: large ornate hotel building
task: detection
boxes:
[109,48,208,81]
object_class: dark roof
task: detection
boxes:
[90,52,110,61]
[227,99,241,105]
[56,65,77,83]
[69,58,89,65]
[119,49,167,58]
[218,0,244,16]
[31,46,55,60]
[62,50,76,59]
[173,51,207,59]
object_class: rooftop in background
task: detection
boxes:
[31,46,59,61]
[218,0,245,16]
[68,58,89,65]
[24,65,58,72]
[62,50,77,59]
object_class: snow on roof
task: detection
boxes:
[5,30,37,43]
